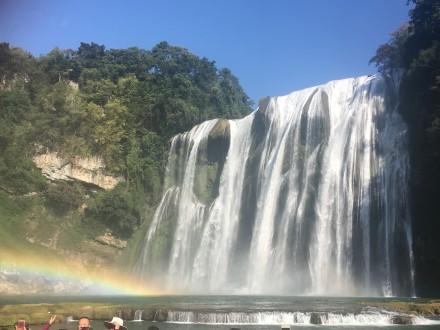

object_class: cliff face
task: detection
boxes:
[0,151,133,295]
[33,152,122,190]
[401,81,440,297]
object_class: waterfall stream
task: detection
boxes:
[135,74,414,296]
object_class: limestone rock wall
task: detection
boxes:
[33,152,122,190]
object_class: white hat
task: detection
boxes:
[104,317,127,330]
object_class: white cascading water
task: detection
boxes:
[135,74,415,296]
[189,115,254,290]
[163,310,438,326]
[133,310,143,321]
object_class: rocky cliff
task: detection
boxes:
[33,152,122,190]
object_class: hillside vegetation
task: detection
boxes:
[0,41,252,270]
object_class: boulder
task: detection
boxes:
[119,309,134,320]
[309,312,322,325]
[153,309,168,322]
[142,309,156,321]
[95,232,127,249]
[391,315,413,324]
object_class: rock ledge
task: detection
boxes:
[95,232,127,249]
[33,152,122,190]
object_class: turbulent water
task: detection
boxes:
[164,310,435,326]
[4,295,440,329]
[135,74,414,296]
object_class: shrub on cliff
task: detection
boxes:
[85,186,140,239]
[44,182,84,215]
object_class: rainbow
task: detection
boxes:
[0,249,166,295]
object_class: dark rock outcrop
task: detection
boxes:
[153,309,168,322]
[391,315,413,325]
[193,119,230,205]
[309,312,322,324]
[258,96,271,114]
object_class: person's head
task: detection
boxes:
[77,317,91,330]
[15,320,29,330]
[104,317,126,330]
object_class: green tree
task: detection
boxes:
[39,48,76,84]
[0,40,253,241]
[85,186,140,239]
[45,182,84,215]
[370,0,440,296]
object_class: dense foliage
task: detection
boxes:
[44,181,85,215]
[370,0,440,295]
[0,41,252,237]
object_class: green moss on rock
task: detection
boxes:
[193,119,230,205]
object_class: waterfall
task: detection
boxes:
[164,310,438,325]
[134,310,143,321]
[135,74,415,296]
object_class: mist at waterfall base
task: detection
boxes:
[135,74,414,297]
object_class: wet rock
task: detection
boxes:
[207,119,230,163]
[154,309,168,322]
[391,315,413,324]
[142,309,156,321]
[258,96,271,114]
[310,312,322,324]
[209,118,230,139]
[95,232,127,249]
[119,309,134,319]
[193,119,230,205]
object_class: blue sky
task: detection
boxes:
[0,0,410,103]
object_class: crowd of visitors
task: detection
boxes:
[14,316,128,330]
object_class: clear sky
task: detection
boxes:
[0,0,410,104]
